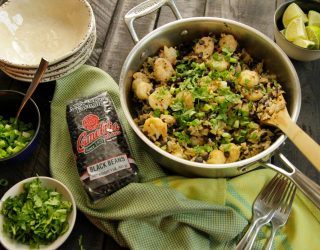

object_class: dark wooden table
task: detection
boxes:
[0,0,319,249]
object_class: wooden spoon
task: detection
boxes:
[15,58,49,121]
[262,94,320,172]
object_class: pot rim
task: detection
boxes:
[120,17,301,170]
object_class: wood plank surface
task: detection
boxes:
[205,0,276,39]
[0,0,319,249]
[157,0,206,26]
[87,0,118,66]
[98,0,159,82]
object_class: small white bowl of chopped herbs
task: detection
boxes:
[0,176,76,250]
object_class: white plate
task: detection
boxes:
[0,176,77,250]
[2,26,96,75]
[2,30,96,82]
[0,0,94,68]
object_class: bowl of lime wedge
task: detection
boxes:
[274,0,320,61]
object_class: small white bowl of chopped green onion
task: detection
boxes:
[0,176,76,250]
[0,90,40,163]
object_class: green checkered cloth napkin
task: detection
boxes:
[50,65,320,250]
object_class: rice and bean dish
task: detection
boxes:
[131,34,285,164]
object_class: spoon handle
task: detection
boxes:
[15,58,49,121]
[277,110,320,172]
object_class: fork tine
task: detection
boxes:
[264,178,296,250]
[259,173,282,200]
[286,185,296,212]
[237,174,288,250]
[270,176,289,206]
[278,178,291,206]
[281,181,296,213]
[261,174,286,206]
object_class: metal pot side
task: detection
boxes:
[120,17,301,177]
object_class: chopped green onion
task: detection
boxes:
[0,116,35,158]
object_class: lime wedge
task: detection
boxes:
[282,3,308,28]
[285,17,308,42]
[308,10,320,26]
[292,38,316,49]
[306,25,320,49]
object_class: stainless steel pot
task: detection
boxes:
[119,0,320,207]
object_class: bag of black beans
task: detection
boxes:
[66,92,139,202]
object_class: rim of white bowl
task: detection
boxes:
[1,31,96,83]
[0,176,77,250]
[2,26,96,74]
[2,27,96,76]
[0,0,95,68]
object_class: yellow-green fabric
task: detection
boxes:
[50,65,320,250]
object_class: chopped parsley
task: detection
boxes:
[0,178,73,248]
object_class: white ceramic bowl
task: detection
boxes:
[2,28,96,76]
[0,0,94,67]
[3,27,96,75]
[0,176,77,250]
[0,25,96,82]
[274,0,320,61]
[1,31,96,82]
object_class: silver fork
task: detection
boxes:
[236,173,288,250]
[265,179,296,250]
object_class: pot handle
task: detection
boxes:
[262,153,320,209]
[125,0,182,43]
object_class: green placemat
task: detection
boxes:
[50,65,320,250]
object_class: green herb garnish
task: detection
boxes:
[0,116,34,158]
[0,178,72,248]
[79,235,85,250]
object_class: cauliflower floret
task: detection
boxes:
[148,86,172,111]
[143,117,167,141]
[207,149,226,164]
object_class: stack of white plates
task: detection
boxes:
[0,0,96,82]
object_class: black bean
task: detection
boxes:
[250,112,258,120]
[224,151,230,158]
[160,140,167,147]
[260,131,268,141]
[202,152,209,161]
[226,80,235,90]
[195,156,203,163]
